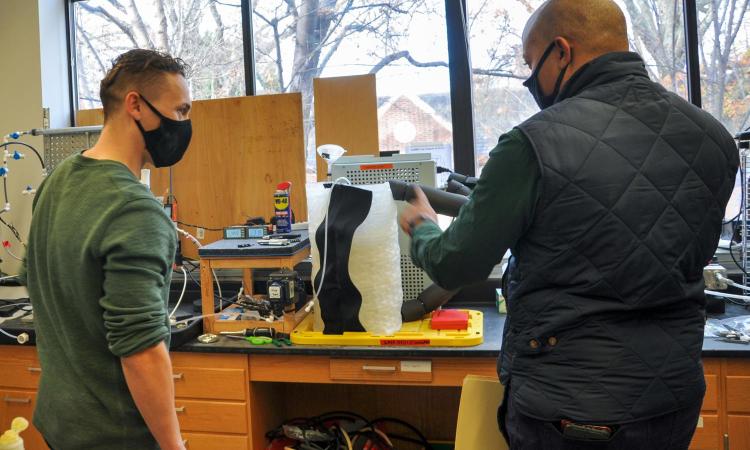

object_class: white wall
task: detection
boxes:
[39,0,72,129]
[0,0,69,275]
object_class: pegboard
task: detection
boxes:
[342,167,422,185]
[43,129,101,171]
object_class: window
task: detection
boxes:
[252,0,453,182]
[72,0,245,110]
[468,0,688,174]
[697,0,750,221]
[697,0,750,135]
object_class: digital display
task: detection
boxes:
[224,227,244,239]
[247,227,265,238]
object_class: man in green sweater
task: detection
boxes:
[24,49,193,450]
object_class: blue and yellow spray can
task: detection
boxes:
[274,181,292,233]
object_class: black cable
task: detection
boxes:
[729,222,749,276]
[2,177,7,204]
[0,142,44,169]
[177,221,223,231]
[365,417,431,449]
[0,214,22,243]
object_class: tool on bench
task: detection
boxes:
[220,327,290,339]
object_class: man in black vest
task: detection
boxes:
[400,0,739,448]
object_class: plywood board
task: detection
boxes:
[76,108,104,126]
[313,74,379,180]
[76,93,307,260]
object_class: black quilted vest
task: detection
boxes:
[504,52,738,423]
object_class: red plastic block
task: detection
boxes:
[430,309,469,330]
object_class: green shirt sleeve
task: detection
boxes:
[98,198,175,357]
[410,128,540,290]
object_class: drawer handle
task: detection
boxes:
[27,367,42,373]
[172,373,183,380]
[183,439,188,446]
[362,365,397,373]
[4,396,31,404]
[175,406,185,413]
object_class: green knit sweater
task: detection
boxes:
[24,154,175,450]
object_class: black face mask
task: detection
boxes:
[523,42,572,110]
[134,94,192,168]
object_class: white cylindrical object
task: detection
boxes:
[140,169,151,188]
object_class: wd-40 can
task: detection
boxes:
[274,181,292,233]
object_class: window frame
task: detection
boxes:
[67,0,709,176]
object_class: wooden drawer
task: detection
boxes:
[329,359,433,383]
[175,399,248,434]
[0,358,42,390]
[689,414,720,450]
[0,389,48,450]
[250,355,496,386]
[182,432,248,450]
[172,367,247,401]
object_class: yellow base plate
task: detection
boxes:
[290,309,483,347]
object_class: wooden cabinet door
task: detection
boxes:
[0,389,48,450]
[728,415,750,450]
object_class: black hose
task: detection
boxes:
[0,142,44,169]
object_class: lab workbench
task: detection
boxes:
[3,306,750,450]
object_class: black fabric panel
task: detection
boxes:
[313,184,373,334]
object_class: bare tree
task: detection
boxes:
[622,0,750,132]
[76,0,244,107]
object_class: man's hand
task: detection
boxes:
[399,186,439,235]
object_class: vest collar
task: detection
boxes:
[556,52,650,103]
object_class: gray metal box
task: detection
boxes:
[331,153,437,301]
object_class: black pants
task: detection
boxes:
[498,385,702,450]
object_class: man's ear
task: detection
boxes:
[123,91,142,121]
[554,37,573,69]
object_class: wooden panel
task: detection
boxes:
[250,355,496,386]
[726,359,750,376]
[249,382,285,450]
[313,75,379,181]
[689,414,720,450]
[175,399,248,434]
[76,109,104,126]
[172,367,247,401]
[725,376,750,413]
[0,346,38,361]
[703,374,719,412]
[182,432,248,450]
[0,390,48,450]
[728,415,750,450]
[330,358,432,383]
[0,346,41,390]
[78,93,307,260]
[171,352,247,370]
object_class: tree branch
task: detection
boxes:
[210,0,225,43]
[126,0,155,49]
[77,3,139,47]
[155,0,170,51]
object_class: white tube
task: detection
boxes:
[705,290,750,302]
[169,267,188,318]
[716,274,750,292]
